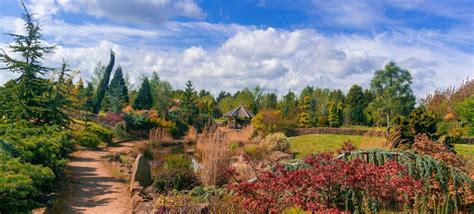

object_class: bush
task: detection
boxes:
[0,120,74,173]
[0,153,54,212]
[228,153,422,213]
[73,130,101,148]
[262,132,290,152]
[251,109,296,136]
[85,122,113,143]
[243,144,271,161]
[113,121,128,140]
[153,154,199,193]
[408,107,440,139]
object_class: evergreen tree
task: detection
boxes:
[0,2,68,125]
[82,82,94,111]
[368,62,416,126]
[279,91,298,118]
[328,102,343,127]
[181,80,197,123]
[298,96,313,128]
[149,72,173,116]
[260,93,278,110]
[133,77,153,110]
[108,65,129,105]
[92,51,115,113]
[346,84,366,125]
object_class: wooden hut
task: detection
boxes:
[223,105,254,129]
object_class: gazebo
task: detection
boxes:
[223,105,254,129]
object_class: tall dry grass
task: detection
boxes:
[149,127,173,144]
[196,124,254,186]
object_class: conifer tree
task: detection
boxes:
[133,77,153,110]
[82,82,94,111]
[108,65,129,105]
[92,51,115,113]
[346,84,366,125]
[181,80,197,123]
[328,102,343,127]
[0,2,68,125]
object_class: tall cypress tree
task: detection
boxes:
[108,65,129,105]
[133,77,153,110]
[92,51,115,113]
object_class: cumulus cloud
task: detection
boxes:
[1,27,466,99]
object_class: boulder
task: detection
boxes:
[269,151,292,162]
[129,154,152,191]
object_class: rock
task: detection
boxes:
[31,207,47,214]
[131,191,153,214]
[129,154,152,191]
[269,151,292,162]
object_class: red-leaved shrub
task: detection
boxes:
[228,153,422,213]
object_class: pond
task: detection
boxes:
[148,141,201,172]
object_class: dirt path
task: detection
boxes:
[60,141,144,214]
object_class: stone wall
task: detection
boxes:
[294,127,386,137]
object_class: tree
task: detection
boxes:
[149,72,173,117]
[92,51,115,113]
[108,65,129,105]
[180,80,198,123]
[328,102,343,127]
[298,96,315,128]
[133,77,153,110]
[0,2,68,125]
[82,82,94,111]
[345,85,366,125]
[279,91,298,118]
[368,62,416,126]
[260,93,278,110]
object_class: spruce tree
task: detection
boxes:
[92,51,115,113]
[108,65,129,105]
[133,77,153,110]
[0,2,68,125]
[181,80,197,123]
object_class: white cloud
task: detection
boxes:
[1,23,472,99]
[30,0,206,24]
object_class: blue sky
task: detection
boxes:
[0,0,473,98]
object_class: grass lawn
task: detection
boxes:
[289,134,385,157]
[454,144,474,159]
[290,134,474,161]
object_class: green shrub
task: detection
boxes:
[0,153,54,212]
[243,144,271,161]
[262,132,290,152]
[73,130,101,148]
[408,107,440,139]
[153,154,199,193]
[113,121,128,140]
[0,120,74,173]
[85,122,113,143]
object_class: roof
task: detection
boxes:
[223,105,254,118]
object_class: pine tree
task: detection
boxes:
[0,2,68,125]
[298,96,314,128]
[92,51,115,113]
[133,77,153,110]
[108,65,129,105]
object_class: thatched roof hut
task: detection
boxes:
[223,105,254,118]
